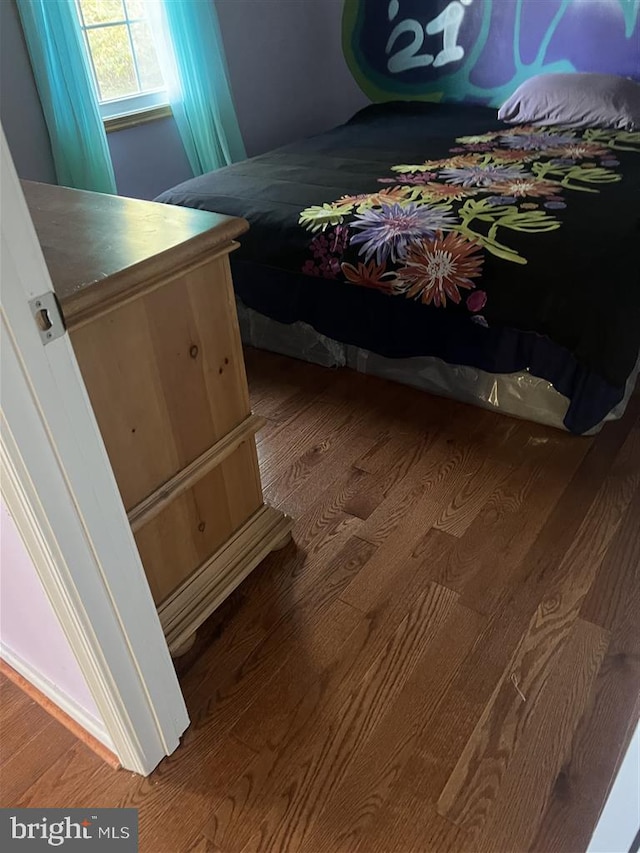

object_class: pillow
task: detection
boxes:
[498,73,640,130]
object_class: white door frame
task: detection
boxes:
[0,127,189,776]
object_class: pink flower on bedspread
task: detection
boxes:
[303,225,350,279]
[466,290,487,312]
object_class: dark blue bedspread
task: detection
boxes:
[156,101,640,433]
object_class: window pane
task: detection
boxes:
[79,0,125,26]
[124,0,147,20]
[87,25,138,101]
[131,22,164,91]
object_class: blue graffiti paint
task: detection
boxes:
[343,0,640,106]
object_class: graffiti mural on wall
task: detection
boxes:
[343,0,640,105]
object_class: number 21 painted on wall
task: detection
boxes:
[386,0,474,73]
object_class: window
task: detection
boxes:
[75,0,167,118]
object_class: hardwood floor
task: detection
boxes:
[2,347,639,853]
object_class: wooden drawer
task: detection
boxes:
[135,440,263,604]
[70,254,251,510]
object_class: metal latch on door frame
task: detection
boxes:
[28,292,66,345]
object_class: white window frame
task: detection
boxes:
[75,0,168,120]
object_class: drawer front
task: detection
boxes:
[70,253,251,510]
[134,439,263,605]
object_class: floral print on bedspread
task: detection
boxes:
[298,126,640,324]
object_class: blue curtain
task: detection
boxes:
[16,0,117,194]
[151,0,246,175]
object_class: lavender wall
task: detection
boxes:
[0,500,102,726]
[106,116,192,201]
[0,0,56,183]
[217,0,368,157]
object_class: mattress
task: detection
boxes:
[156,100,640,433]
[237,299,638,434]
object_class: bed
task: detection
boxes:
[156,99,640,434]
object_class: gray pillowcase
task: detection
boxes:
[498,73,640,130]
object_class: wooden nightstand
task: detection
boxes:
[23,181,293,655]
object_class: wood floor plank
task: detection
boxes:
[401,594,537,810]
[0,684,53,762]
[300,601,485,853]
[255,378,326,428]
[258,398,351,489]
[343,428,442,521]
[179,467,368,709]
[175,531,372,763]
[352,433,409,475]
[359,795,471,853]
[338,436,490,617]
[225,533,442,757]
[429,432,590,613]
[581,486,640,653]
[243,348,331,421]
[186,836,223,853]
[3,351,638,853]
[352,406,528,559]
[453,432,633,629]
[258,366,404,484]
[431,451,514,538]
[437,426,640,833]
[355,432,472,548]
[0,673,31,720]
[206,583,459,853]
[472,618,610,851]
[106,735,257,853]
[271,426,380,519]
[15,744,110,808]
[272,380,450,521]
[204,541,457,850]
[229,597,364,752]
[397,425,638,821]
[529,641,640,853]
[0,718,78,806]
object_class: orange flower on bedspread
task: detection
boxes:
[394,232,484,307]
[341,259,395,292]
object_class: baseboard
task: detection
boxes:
[0,647,119,768]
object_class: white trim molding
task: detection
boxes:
[0,126,189,776]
